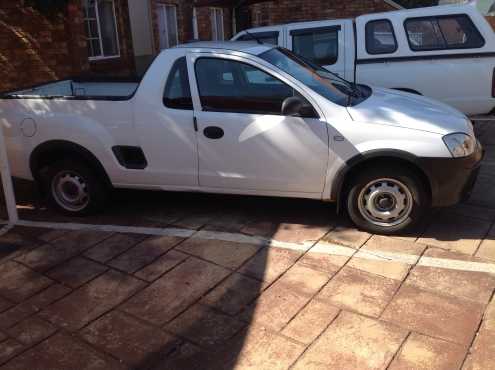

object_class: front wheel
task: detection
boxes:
[346,166,428,235]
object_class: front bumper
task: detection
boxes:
[418,142,484,207]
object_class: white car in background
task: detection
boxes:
[233,3,495,116]
[0,42,483,234]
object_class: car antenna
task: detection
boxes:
[244,30,263,45]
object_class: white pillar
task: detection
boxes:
[0,122,19,225]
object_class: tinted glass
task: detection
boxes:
[238,33,278,45]
[163,57,193,110]
[405,15,484,51]
[366,20,397,54]
[292,28,339,65]
[195,58,299,115]
[98,0,119,56]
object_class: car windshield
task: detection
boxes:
[259,47,362,107]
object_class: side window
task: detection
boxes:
[163,57,193,110]
[195,58,305,115]
[366,20,398,55]
[405,15,485,51]
[291,27,339,66]
[237,32,279,45]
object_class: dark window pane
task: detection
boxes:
[238,34,278,45]
[438,15,485,48]
[292,29,338,65]
[98,0,119,56]
[405,15,484,51]
[195,58,297,115]
[163,57,193,110]
[366,20,397,54]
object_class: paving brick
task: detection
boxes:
[37,229,68,243]
[84,233,146,263]
[0,332,126,370]
[23,284,71,311]
[418,214,491,255]
[47,257,107,288]
[0,230,39,265]
[281,299,340,344]
[135,250,188,282]
[476,224,495,261]
[202,273,266,315]
[166,304,245,348]
[0,261,52,303]
[0,339,23,366]
[108,236,183,273]
[40,270,145,331]
[149,341,206,370]
[241,265,328,331]
[122,257,230,326]
[482,297,495,332]
[0,331,6,342]
[270,223,331,244]
[382,285,484,345]
[0,303,38,330]
[298,241,353,275]
[389,333,465,370]
[348,235,426,280]
[463,328,495,370]
[172,213,214,230]
[323,225,371,248]
[226,325,305,370]
[238,247,302,284]
[292,312,407,370]
[204,212,251,233]
[317,266,400,317]
[7,316,56,346]
[17,231,111,271]
[0,296,13,313]
[81,310,179,368]
[177,238,260,270]
[407,248,495,303]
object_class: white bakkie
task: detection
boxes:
[0,42,483,234]
[233,3,495,116]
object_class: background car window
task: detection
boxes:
[291,27,339,65]
[237,32,279,45]
[163,56,193,110]
[195,58,306,115]
[405,15,484,51]
[366,20,397,55]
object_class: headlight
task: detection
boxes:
[443,133,476,158]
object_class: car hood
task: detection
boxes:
[347,87,473,136]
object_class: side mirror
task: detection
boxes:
[281,96,318,118]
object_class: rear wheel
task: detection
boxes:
[346,166,428,235]
[39,160,108,216]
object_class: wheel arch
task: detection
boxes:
[30,140,112,189]
[332,150,432,213]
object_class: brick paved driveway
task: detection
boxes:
[0,122,494,370]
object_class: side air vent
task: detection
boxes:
[112,146,148,170]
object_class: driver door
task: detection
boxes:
[188,53,329,195]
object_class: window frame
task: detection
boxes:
[403,14,486,53]
[193,56,318,117]
[289,25,341,66]
[83,0,121,61]
[157,3,179,50]
[163,56,193,110]
[210,7,224,41]
[365,19,398,55]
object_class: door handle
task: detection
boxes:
[203,126,224,140]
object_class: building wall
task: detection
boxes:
[0,0,135,93]
[248,0,395,27]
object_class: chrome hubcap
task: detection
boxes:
[51,171,89,212]
[358,178,413,227]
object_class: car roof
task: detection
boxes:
[176,41,274,55]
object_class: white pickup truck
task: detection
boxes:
[233,3,495,116]
[0,42,483,234]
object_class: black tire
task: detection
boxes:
[346,165,428,235]
[39,159,108,216]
